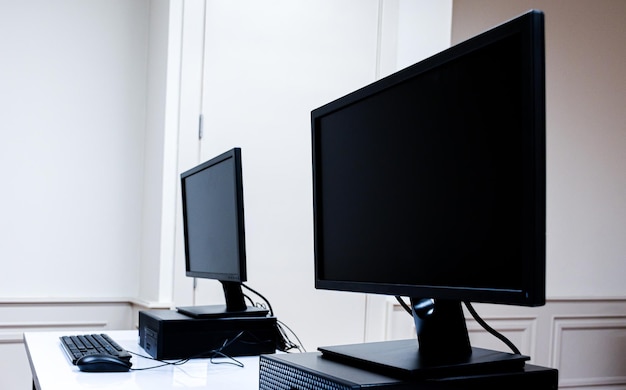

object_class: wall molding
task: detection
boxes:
[0,321,110,344]
[551,315,626,388]
[0,321,109,329]
[0,297,133,305]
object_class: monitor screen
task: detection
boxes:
[311,10,545,375]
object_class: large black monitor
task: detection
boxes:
[311,10,545,378]
[176,148,267,319]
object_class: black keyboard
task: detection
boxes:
[60,333,132,365]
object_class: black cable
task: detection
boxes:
[241,284,274,316]
[128,352,190,370]
[208,333,245,367]
[241,283,305,353]
[243,293,255,307]
[395,296,413,315]
[277,319,307,353]
[129,331,246,371]
[463,301,521,355]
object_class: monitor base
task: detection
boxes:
[176,304,268,319]
[319,339,529,380]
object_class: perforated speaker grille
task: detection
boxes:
[259,355,352,390]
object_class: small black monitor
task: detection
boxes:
[312,10,545,378]
[177,148,267,318]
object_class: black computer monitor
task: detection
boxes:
[177,148,267,319]
[311,10,545,378]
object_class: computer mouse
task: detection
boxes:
[75,354,132,372]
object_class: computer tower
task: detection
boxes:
[139,309,277,360]
[259,352,558,390]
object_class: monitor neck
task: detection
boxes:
[221,280,247,312]
[410,298,471,363]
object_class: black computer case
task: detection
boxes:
[139,309,277,360]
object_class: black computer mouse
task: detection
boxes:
[75,354,132,372]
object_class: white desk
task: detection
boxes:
[24,330,260,389]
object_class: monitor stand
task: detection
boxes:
[176,280,269,319]
[177,304,268,319]
[319,299,529,380]
[319,340,528,380]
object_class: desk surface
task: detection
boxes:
[24,330,260,389]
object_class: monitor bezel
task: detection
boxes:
[311,10,545,307]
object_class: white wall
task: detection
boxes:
[138,0,183,305]
[378,0,452,77]
[0,0,149,299]
[0,1,165,387]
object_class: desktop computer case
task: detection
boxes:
[259,352,558,390]
[139,309,277,360]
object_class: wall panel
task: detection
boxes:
[552,315,626,388]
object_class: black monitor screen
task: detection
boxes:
[312,10,545,307]
[181,148,246,282]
